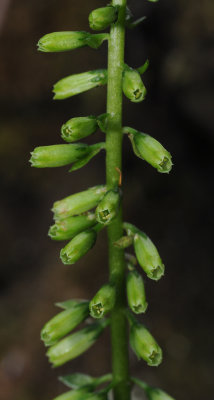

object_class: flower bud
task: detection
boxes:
[128,316,162,366]
[122,65,146,103]
[127,128,172,173]
[47,319,109,367]
[127,270,148,314]
[52,185,107,221]
[89,7,117,31]
[41,301,89,346]
[30,143,89,168]
[61,116,98,143]
[53,388,90,400]
[38,31,89,52]
[60,229,97,265]
[95,189,121,225]
[123,223,165,281]
[53,69,107,100]
[49,213,96,241]
[90,283,116,318]
[134,233,165,281]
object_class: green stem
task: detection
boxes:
[105,1,130,400]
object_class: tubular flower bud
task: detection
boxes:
[89,283,116,319]
[47,319,109,367]
[38,31,108,52]
[126,128,172,173]
[38,31,89,52]
[89,7,117,31]
[60,229,97,265]
[53,388,90,400]
[128,316,162,366]
[53,69,107,100]
[48,213,96,241]
[61,116,98,143]
[122,65,146,103]
[123,223,165,281]
[41,301,89,346]
[95,189,121,225]
[52,185,107,221]
[127,270,148,314]
[30,143,89,168]
[134,233,165,281]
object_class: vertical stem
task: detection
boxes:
[106,2,130,400]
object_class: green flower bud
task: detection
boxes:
[123,223,165,281]
[128,316,162,366]
[41,301,89,346]
[49,213,96,241]
[89,7,117,31]
[132,378,175,400]
[89,283,116,318]
[60,229,97,265]
[38,31,108,52]
[127,270,148,314]
[30,143,89,168]
[53,388,90,400]
[122,65,146,103]
[38,31,89,52]
[134,233,165,281]
[125,128,172,173]
[47,319,109,367]
[52,185,107,221]
[95,189,121,225]
[61,116,98,143]
[53,69,107,100]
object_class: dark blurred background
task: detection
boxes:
[0,0,214,399]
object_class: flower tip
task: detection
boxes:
[147,348,163,367]
[148,264,165,281]
[90,302,104,319]
[158,156,173,174]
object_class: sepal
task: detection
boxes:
[59,373,112,391]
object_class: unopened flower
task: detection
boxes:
[127,269,148,313]
[90,283,116,318]
[89,7,117,31]
[123,65,146,103]
[60,229,97,265]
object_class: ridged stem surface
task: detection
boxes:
[105,1,130,400]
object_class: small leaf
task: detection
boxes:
[137,59,149,75]
[97,113,109,133]
[69,143,105,172]
[59,373,95,390]
[86,33,109,49]
[55,299,87,310]
[114,235,134,249]
[126,16,147,29]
